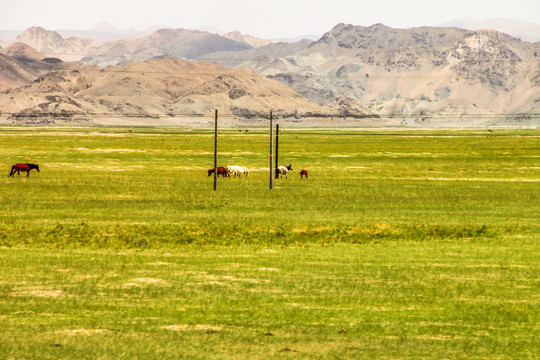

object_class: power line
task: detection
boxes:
[3,112,540,119]
[2,51,540,63]
[0,64,536,81]
[3,48,540,62]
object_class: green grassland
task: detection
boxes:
[0,127,539,359]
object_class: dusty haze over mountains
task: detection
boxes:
[3,0,540,39]
[0,20,539,127]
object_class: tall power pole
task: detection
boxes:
[275,123,279,178]
[214,109,218,191]
[269,111,273,189]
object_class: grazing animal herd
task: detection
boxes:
[8,162,309,180]
[207,164,308,179]
[226,165,249,177]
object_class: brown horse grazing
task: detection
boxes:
[300,169,308,179]
[9,163,40,177]
[208,167,229,177]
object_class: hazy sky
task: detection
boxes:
[3,0,539,38]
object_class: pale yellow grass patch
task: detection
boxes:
[162,324,222,331]
[199,281,228,286]
[248,288,283,294]
[438,274,482,281]
[218,151,261,155]
[421,263,532,269]
[163,253,191,257]
[123,278,169,287]
[10,286,62,298]
[109,195,137,199]
[414,335,463,341]
[259,249,277,253]
[0,132,126,138]
[249,167,272,172]
[56,329,111,336]
[365,306,392,311]
[403,177,540,183]
[290,303,311,309]
[416,322,459,327]
[259,267,279,272]
[76,148,146,153]
[174,150,213,155]
[504,299,539,304]
[205,274,269,284]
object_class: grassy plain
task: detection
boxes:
[0,127,539,359]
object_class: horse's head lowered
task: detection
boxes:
[28,164,40,172]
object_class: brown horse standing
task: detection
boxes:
[208,167,229,177]
[9,163,40,177]
[300,169,308,179]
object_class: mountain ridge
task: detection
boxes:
[0,57,325,125]
[1,23,539,127]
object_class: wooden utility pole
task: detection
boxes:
[214,109,218,191]
[269,111,273,189]
[275,123,279,178]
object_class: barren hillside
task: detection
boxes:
[0,57,324,125]
[199,24,539,125]
[1,23,539,126]
[224,31,273,48]
[82,28,254,67]
[255,24,540,126]
[6,27,99,61]
[0,43,79,92]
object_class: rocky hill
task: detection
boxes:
[1,26,257,66]
[220,23,540,126]
[203,39,315,72]
[224,31,273,48]
[5,27,99,62]
[81,28,254,67]
[0,43,78,92]
[0,57,324,125]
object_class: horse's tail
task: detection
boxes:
[8,165,15,177]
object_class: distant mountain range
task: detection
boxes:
[243,23,538,126]
[0,22,539,127]
[2,18,539,43]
